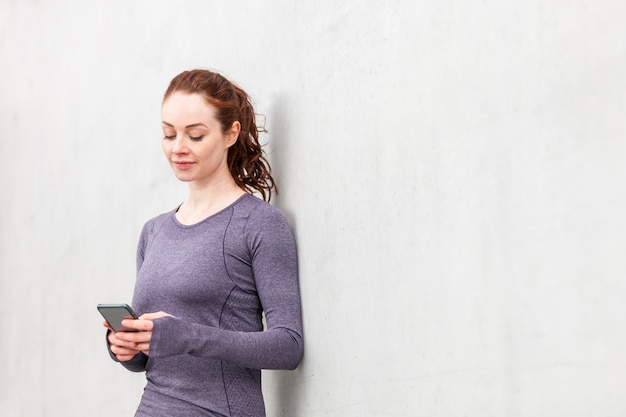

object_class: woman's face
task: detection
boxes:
[161,92,238,186]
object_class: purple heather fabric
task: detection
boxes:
[110,193,303,416]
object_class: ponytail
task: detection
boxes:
[228,84,276,202]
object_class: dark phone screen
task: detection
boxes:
[97,304,138,332]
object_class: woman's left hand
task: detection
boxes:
[115,311,173,356]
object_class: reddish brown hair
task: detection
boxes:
[163,69,276,201]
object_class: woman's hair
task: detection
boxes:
[163,69,276,202]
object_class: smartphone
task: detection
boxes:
[97,303,139,332]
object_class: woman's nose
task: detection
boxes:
[171,135,188,153]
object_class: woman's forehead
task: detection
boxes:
[162,92,218,125]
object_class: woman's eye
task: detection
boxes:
[163,134,176,140]
[189,135,204,141]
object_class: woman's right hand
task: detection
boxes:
[103,320,142,362]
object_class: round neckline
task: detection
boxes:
[170,193,250,228]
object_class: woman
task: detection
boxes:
[104,69,303,416]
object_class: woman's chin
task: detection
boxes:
[172,172,194,182]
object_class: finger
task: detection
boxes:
[116,330,152,344]
[121,318,153,332]
[116,351,140,362]
[109,329,148,347]
[134,342,150,355]
[109,334,138,350]
[139,311,173,321]
[107,331,118,345]
[107,330,128,346]
[110,344,140,356]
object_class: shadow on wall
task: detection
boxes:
[265,95,294,217]
[265,94,302,245]
[268,368,307,416]
[263,96,307,415]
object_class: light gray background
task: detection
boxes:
[1,1,626,416]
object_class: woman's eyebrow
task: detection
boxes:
[161,121,208,128]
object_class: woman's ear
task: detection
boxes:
[226,121,241,148]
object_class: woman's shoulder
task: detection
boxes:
[236,193,288,222]
[140,209,174,235]
[233,194,294,246]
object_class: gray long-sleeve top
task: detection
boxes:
[110,193,303,416]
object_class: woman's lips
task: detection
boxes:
[173,161,194,169]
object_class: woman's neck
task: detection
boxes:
[176,178,246,225]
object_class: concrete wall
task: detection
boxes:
[2,1,626,415]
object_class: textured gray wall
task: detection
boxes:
[1,1,626,416]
